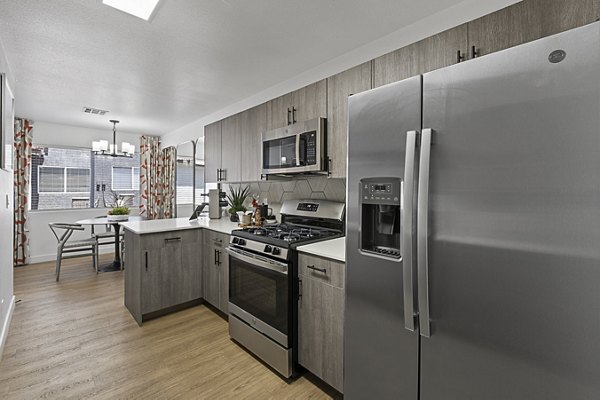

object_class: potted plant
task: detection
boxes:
[107,191,132,222]
[226,185,250,222]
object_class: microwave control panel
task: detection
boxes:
[300,131,317,166]
[360,178,401,206]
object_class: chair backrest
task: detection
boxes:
[48,223,85,245]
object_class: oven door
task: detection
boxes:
[227,246,290,347]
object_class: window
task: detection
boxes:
[112,167,139,191]
[176,159,194,204]
[38,167,65,192]
[31,145,140,210]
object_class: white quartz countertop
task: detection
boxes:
[120,216,239,236]
[297,237,346,263]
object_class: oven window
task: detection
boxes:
[263,135,296,169]
[229,255,289,335]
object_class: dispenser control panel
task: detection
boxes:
[360,178,401,205]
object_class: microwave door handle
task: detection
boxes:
[402,130,417,332]
[295,134,300,166]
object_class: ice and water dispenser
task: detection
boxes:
[359,178,402,259]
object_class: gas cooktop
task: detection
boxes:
[232,223,342,248]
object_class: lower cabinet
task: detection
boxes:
[203,230,230,314]
[298,253,345,393]
[124,229,203,325]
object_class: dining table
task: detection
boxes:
[76,215,144,272]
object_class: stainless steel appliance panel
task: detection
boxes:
[345,76,421,399]
[420,22,600,399]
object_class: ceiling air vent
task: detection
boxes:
[83,107,109,115]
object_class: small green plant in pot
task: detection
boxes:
[107,191,132,221]
[226,185,250,222]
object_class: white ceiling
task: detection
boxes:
[1,0,480,136]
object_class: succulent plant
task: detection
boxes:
[227,185,250,215]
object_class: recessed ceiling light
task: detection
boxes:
[102,0,160,21]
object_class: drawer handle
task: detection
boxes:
[307,265,327,274]
[165,237,182,242]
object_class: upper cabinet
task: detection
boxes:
[240,103,267,182]
[220,114,242,183]
[204,121,221,184]
[204,104,266,184]
[468,0,600,58]
[326,62,372,178]
[266,80,327,131]
[373,24,468,88]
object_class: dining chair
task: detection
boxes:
[91,216,125,264]
[48,223,99,281]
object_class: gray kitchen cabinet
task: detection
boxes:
[266,92,293,131]
[290,80,327,124]
[373,24,468,88]
[298,253,345,393]
[468,0,600,58]
[220,114,242,182]
[240,103,267,182]
[266,80,327,131]
[326,63,371,178]
[203,230,230,314]
[124,229,203,326]
[204,121,222,184]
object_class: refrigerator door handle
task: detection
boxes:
[402,130,418,332]
[417,128,433,338]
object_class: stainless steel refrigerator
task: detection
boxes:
[345,21,600,400]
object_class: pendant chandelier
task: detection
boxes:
[92,120,135,157]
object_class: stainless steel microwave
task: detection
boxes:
[261,117,326,175]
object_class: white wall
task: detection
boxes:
[28,121,145,263]
[161,0,520,147]
[0,33,15,358]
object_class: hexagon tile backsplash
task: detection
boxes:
[224,176,346,210]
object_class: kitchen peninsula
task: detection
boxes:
[121,217,239,325]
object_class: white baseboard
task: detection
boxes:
[0,296,15,361]
[29,248,116,265]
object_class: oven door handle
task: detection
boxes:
[226,247,288,275]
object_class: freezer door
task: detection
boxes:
[345,76,421,399]
[420,22,600,400]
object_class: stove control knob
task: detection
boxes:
[272,247,281,255]
[238,239,246,246]
[232,237,240,244]
[264,245,272,253]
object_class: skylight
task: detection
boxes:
[102,0,160,21]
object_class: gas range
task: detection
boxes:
[227,199,345,378]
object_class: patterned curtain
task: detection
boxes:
[139,137,176,219]
[161,146,176,219]
[14,118,33,266]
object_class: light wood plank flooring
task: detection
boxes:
[0,255,338,399]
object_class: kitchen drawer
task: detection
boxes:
[203,229,228,247]
[142,229,201,247]
[298,253,345,289]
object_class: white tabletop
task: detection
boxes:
[76,216,144,225]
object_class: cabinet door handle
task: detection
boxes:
[214,248,218,265]
[164,237,181,242]
[307,264,327,274]
[298,278,303,301]
[145,251,148,271]
[471,45,480,59]
[217,250,222,266]
[292,107,297,124]
[457,49,465,63]
[287,107,291,125]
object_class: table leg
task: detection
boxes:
[99,224,122,272]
